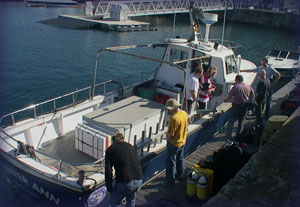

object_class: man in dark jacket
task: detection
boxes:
[105,133,143,207]
[255,70,270,127]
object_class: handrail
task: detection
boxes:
[0,70,154,126]
[209,39,242,50]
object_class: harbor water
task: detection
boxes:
[0,1,299,207]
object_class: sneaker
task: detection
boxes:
[175,175,184,181]
[160,181,175,187]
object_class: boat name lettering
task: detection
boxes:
[32,183,60,205]
[7,167,60,205]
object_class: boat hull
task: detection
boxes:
[0,113,224,206]
[275,67,299,77]
[0,150,89,207]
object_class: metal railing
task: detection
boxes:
[94,0,234,17]
[0,71,155,126]
[209,38,242,51]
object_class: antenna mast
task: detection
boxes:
[221,7,227,45]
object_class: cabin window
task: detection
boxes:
[170,49,188,68]
[278,51,288,59]
[192,50,211,73]
[287,52,300,60]
[268,50,280,57]
[225,55,237,75]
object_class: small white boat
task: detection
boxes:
[265,49,300,77]
[25,0,78,7]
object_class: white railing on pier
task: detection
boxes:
[95,0,234,18]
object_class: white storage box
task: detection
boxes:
[75,123,112,160]
[82,96,166,146]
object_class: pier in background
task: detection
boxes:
[47,0,233,31]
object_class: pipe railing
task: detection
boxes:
[1,71,154,126]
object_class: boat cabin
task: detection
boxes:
[153,38,256,110]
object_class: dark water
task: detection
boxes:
[0,1,299,207]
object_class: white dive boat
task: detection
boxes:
[265,49,300,77]
[0,7,257,207]
[25,0,78,7]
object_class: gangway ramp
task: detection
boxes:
[95,0,234,19]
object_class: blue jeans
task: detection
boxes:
[226,103,248,140]
[265,88,273,118]
[110,179,142,207]
[165,142,185,184]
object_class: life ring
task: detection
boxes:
[164,38,188,43]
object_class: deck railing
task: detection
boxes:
[0,70,155,127]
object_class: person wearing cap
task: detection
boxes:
[186,67,203,114]
[224,75,255,141]
[198,66,217,109]
[241,57,281,118]
[163,98,188,186]
[255,70,270,127]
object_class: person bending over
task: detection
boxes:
[105,133,143,207]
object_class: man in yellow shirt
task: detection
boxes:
[162,98,188,186]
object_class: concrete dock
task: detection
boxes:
[135,79,299,206]
[41,15,154,31]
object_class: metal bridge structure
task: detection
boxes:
[94,0,234,19]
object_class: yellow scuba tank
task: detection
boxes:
[196,173,208,200]
[193,164,214,196]
[186,167,198,197]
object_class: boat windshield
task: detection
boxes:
[278,51,288,58]
[192,50,211,73]
[268,50,280,57]
[287,52,300,60]
[225,55,237,74]
[169,49,189,68]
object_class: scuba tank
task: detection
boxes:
[193,164,214,196]
[186,167,198,197]
[196,172,208,200]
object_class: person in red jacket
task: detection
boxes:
[198,66,217,109]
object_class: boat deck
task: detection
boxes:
[136,137,228,206]
[39,132,96,165]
